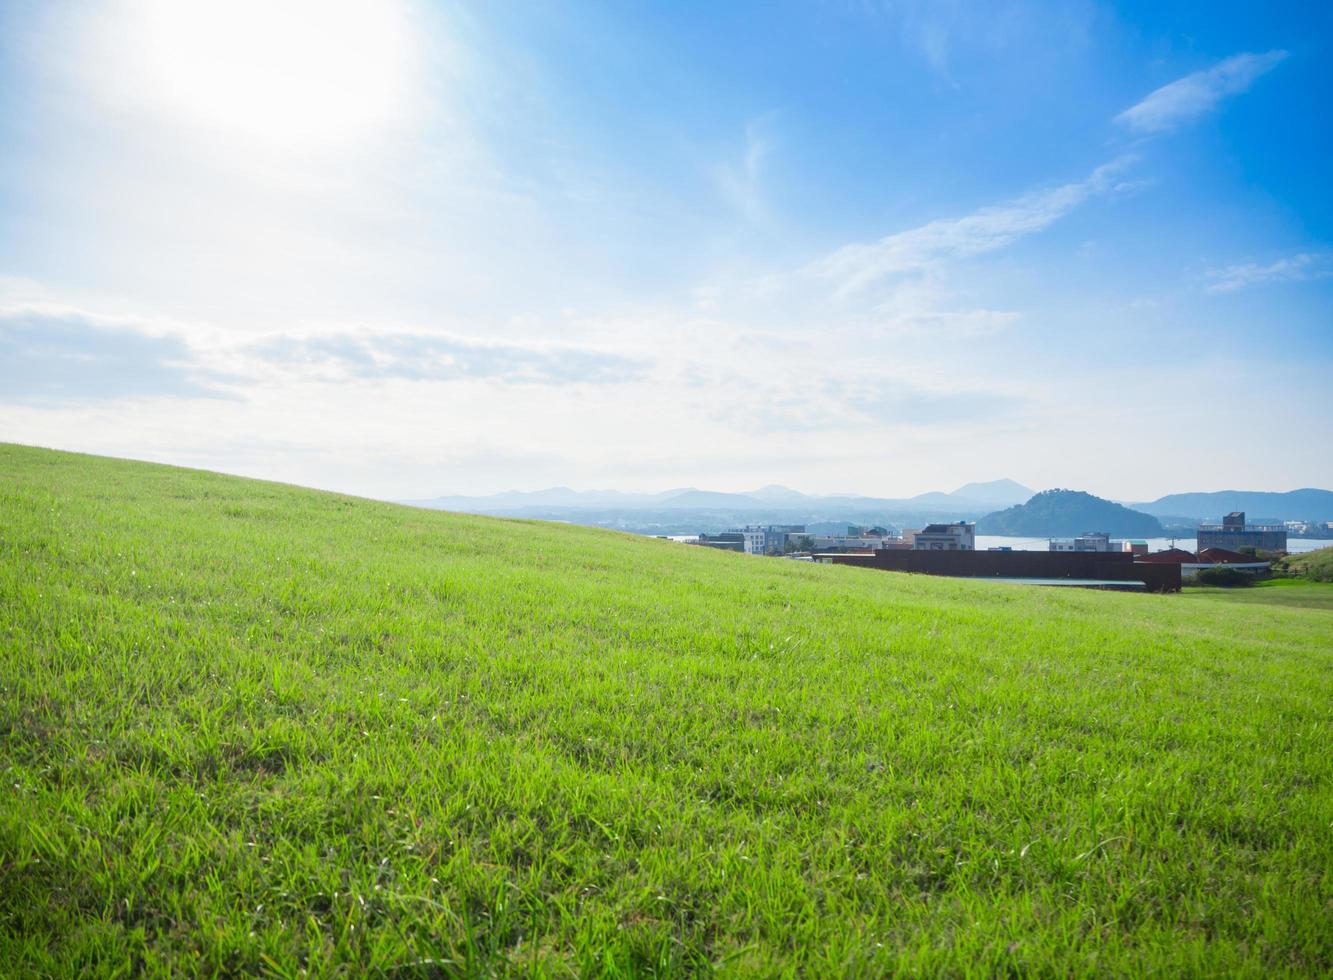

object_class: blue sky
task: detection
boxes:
[1,0,1330,500]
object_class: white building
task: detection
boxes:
[905,522,975,551]
[1049,532,1114,553]
[741,528,767,555]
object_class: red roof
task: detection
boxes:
[1139,548,1196,563]
[1197,547,1254,564]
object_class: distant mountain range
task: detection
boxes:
[405,478,1036,516]
[978,490,1164,538]
[404,480,1333,535]
[1132,489,1333,522]
[952,479,1036,506]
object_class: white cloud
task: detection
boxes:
[714,115,778,224]
[873,307,1020,338]
[253,330,648,386]
[0,285,1048,496]
[1115,50,1287,134]
[1204,252,1333,293]
[809,158,1133,296]
[0,308,236,404]
[0,304,650,399]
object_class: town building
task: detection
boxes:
[768,526,903,554]
[1049,532,1114,553]
[761,524,807,554]
[905,522,975,551]
[804,533,898,552]
[818,549,1180,591]
[1136,544,1271,581]
[741,527,767,555]
[696,531,745,552]
[1284,520,1333,536]
[1196,512,1287,552]
[733,524,808,554]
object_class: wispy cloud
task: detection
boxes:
[1115,50,1287,134]
[0,309,236,404]
[714,115,777,223]
[0,304,650,409]
[685,344,1030,436]
[872,307,1020,338]
[841,382,1025,427]
[810,158,1134,295]
[258,331,648,386]
[703,379,1021,436]
[1204,252,1333,293]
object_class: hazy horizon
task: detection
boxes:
[2,1,1331,499]
[405,477,1329,505]
[11,439,1333,507]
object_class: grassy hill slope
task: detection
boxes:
[1277,546,1333,583]
[2,445,1331,976]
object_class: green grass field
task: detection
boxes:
[1184,577,1333,612]
[3,444,1331,976]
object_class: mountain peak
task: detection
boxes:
[748,484,809,502]
[950,479,1035,507]
[977,489,1163,537]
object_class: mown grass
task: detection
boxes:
[1184,578,1333,612]
[2,443,1331,976]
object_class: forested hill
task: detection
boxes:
[977,489,1165,537]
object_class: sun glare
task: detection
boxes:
[98,0,417,149]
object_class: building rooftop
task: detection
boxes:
[1139,548,1196,563]
[980,578,1147,591]
[1197,547,1260,563]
